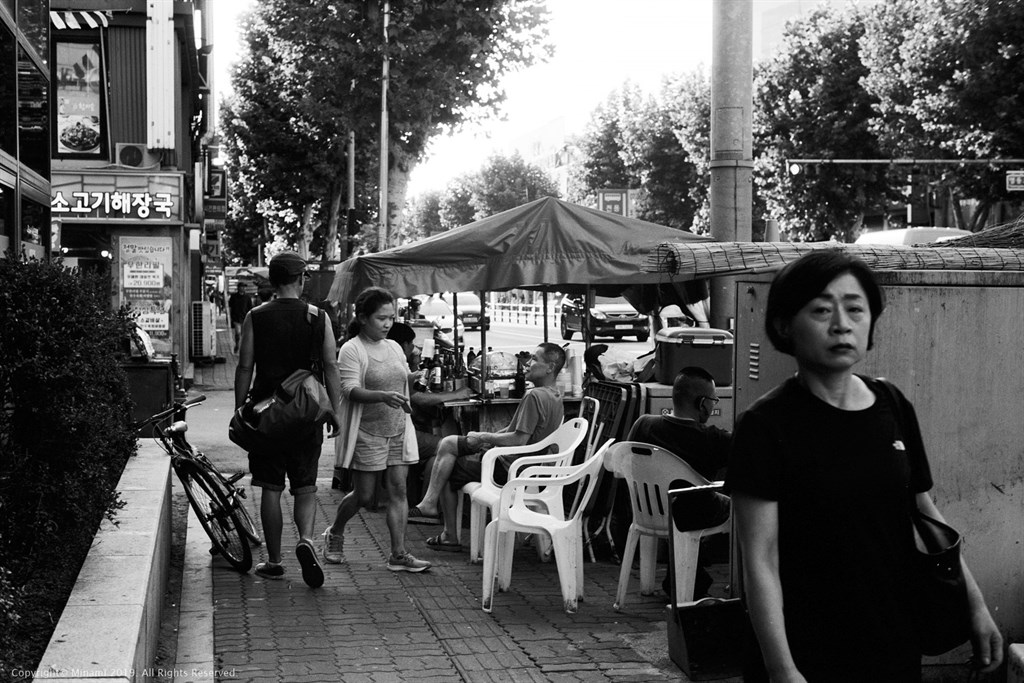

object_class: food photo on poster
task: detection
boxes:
[55,41,104,155]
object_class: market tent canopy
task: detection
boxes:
[328,196,713,306]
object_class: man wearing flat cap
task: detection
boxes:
[235,251,341,587]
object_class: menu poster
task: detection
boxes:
[55,41,104,156]
[120,236,173,354]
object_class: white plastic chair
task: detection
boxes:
[609,441,729,610]
[457,417,588,562]
[481,440,611,614]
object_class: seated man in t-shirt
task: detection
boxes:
[626,365,731,598]
[409,343,566,550]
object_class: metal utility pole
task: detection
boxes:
[709,0,753,331]
[377,1,390,251]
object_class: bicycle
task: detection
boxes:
[136,394,260,572]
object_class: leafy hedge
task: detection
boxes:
[0,256,137,673]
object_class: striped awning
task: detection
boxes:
[50,10,110,30]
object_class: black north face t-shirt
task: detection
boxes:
[727,376,933,682]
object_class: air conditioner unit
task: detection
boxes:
[191,301,217,359]
[115,142,161,169]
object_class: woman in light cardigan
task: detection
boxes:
[322,287,430,574]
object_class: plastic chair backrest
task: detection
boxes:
[582,382,628,451]
[578,396,603,461]
[611,441,712,535]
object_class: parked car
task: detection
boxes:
[416,294,465,344]
[443,291,490,331]
[559,295,650,342]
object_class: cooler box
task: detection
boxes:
[654,327,734,386]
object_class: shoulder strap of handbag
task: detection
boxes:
[875,376,922,515]
[306,304,325,382]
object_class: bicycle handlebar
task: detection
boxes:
[134,394,207,433]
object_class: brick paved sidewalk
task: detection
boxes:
[205,482,693,683]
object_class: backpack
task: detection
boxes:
[229,305,334,450]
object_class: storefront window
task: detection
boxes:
[21,197,47,246]
[17,45,48,178]
[0,0,12,20]
[18,0,48,65]
[54,39,105,159]
[0,25,14,154]
[0,184,10,245]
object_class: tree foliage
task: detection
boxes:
[753,4,895,242]
[413,153,559,232]
[568,81,707,231]
[860,0,1024,230]
[221,0,552,263]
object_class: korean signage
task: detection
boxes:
[51,172,183,222]
[55,41,105,157]
[52,190,174,219]
[598,189,628,216]
[204,168,227,219]
[1006,170,1024,192]
[120,236,174,354]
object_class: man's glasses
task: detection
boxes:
[699,396,720,407]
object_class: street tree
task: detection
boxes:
[568,82,706,231]
[438,175,476,230]
[469,153,560,219]
[860,0,1024,230]
[753,4,895,242]
[221,0,552,263]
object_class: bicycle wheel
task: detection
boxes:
[228,489,263,546]
[178,460,253,572]
[192,456,262,548]
[199,461,263,547]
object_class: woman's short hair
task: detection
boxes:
[765,249,885,355]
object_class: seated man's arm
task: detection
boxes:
[468,429,530,449]
[410,386,472,411]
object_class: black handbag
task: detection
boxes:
[875,378,972,656]
[667,597,753,680]
[910,507,971,656]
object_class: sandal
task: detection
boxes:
[425,534,462,552]
[408,506,441,525]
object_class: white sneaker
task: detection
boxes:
[322,526,344,564]
[386,552,431,573]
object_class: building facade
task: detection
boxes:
[49,0,210,363]
[0,0,50,260]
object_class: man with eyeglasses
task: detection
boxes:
[626,365,731,599]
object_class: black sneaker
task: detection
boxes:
[254,562,285,580]
[296,540,325,588]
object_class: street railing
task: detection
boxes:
[488,302,561,327]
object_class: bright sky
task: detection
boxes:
[211,0,714,194]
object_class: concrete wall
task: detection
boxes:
[36,443,172,683]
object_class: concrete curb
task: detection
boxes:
[35,443,172,683]
[171,495,215,683]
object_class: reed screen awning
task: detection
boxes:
[645,241,1024,281]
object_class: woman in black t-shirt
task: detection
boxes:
[728,250,1002,682]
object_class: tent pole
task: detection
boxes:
[479,290,488,396]
[451,293,459,360]
[584,285,593,351]
[542,292,549,342]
